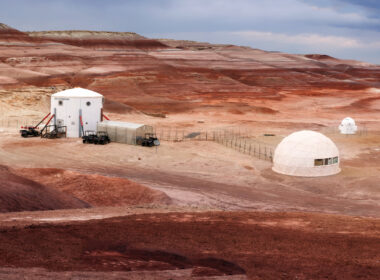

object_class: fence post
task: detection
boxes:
[259,144,261,159]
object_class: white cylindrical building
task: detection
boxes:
[272,130,340,177]
[51,88,104,138]
[339,117,357,134]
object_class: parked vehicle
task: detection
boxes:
[82,131,110,145]
[94,131,111,145]
[82,130,97,144]
[20,126,40,138]
[137,133,160,147]
[20,113,52,138]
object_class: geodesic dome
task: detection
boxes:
[272,130,340,177]
[339,117,357,134]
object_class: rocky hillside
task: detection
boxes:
[0,23,379,121]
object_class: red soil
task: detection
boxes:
[13,168,172,207]
[0,165,89,213]
[47,37,169,50]
[0,24,379,279]
[0,26,50,44]
[0,211,379,279]
[304,54,337,60]
[1,24,378,119]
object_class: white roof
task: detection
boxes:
[339,117,357,134]
[100,120,145,129]
[52,88,103,98]
[272,130,340,177]
[340,117,356,125]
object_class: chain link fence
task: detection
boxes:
[0,117,43,129]
[214,133,275,162]
[154,126,275,162]
[320,126,369,136]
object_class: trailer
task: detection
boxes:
[19,113,51,138]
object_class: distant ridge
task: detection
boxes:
[0,23,15,30]
[27,30,146,40]
[305,54,337,60]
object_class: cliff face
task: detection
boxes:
[0,23,379,120]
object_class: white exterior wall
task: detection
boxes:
[51,96,103,138]
[339,117,357,134]
[97,121,154,145]
[272,130,341,177]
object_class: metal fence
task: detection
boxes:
[320,126,369,136]
[153,127,255,142]
[0,117,42,129]
[215,134,274,162]
[154,127,275,162]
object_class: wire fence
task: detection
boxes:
[154,127,275,162]
[320,126,369,136]
[214,133,275,162]
[0,117,42,129]
[153,127,256,142]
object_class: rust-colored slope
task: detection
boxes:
[0,212,378,278]
[0,23,50,43]
[14,168,172,207]
[0,23,379,118]
[27,30,169,50]
[0,165,89,213]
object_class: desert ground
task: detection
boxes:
[0,23,379,279]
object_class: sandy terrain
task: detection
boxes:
[0,130,379,217]
[0,23,379,279]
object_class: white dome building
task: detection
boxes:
[272,130,340,177]
[51,88,104,138]
[339,117,357,134]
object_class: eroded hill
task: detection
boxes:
[0,23,378,123]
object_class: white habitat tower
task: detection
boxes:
[339,117,357,134]
[272,130,340,177]
[51,88,104,138]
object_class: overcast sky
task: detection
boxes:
[1,0,379,64]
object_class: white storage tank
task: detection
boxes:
[51,88,104,137]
